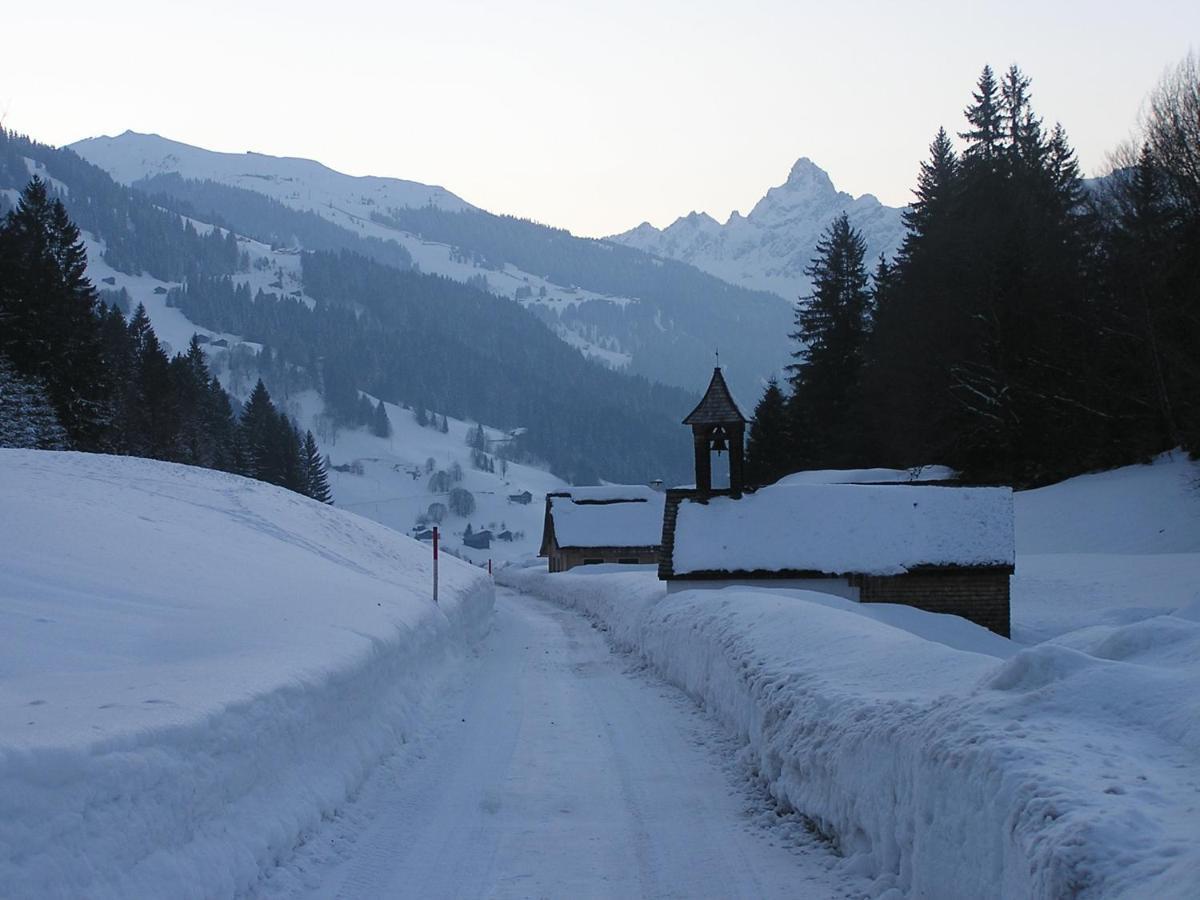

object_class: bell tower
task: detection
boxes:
[683,367,747,498]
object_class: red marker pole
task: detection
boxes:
[432,526,439,604]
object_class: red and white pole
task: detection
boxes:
[432,526,439,604]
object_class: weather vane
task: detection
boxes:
[715,347,720,368]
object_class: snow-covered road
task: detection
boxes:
[261,587,855,899]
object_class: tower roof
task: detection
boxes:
[683,367,746,426]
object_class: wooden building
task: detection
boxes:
[658,368,1015,636]
[539,486,665,573]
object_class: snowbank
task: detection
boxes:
[673,483,1013,575]
[499,565,1199,899]
[0,450,493,898]
[1011,453,1200,642]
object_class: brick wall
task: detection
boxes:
[851,570,1011,637]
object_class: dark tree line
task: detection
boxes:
[0,177,331,503]
[747,61,1200,488]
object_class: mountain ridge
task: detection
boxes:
[609,157,907,300]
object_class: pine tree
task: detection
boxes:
[960,65,1003,164]
[241,379,278,481]
[745,378,789,485]
[303,430,333,503]
[371,399,391,438]
[0,177,110,448]
[0,353,69,449]
[787,213,872,467]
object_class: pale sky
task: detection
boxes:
[3,1,1196,236]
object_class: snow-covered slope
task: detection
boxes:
[611,158,906,300]
[0,450,493,898]
[1012,451,1200,643]
[65,133,642,372]
[72,130,470,217]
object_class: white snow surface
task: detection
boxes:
[0,450,493,898]
[673,483,1014,575]
[549,494,666,549]
[499,563,1200,899]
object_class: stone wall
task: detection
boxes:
[851,570,1011,637]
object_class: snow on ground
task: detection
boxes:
[0,450,493,898]
[499,454,1200,899]
[1012,452,1200,642]
[255,588,868,899]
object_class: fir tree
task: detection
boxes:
[787,213,872,467]
[0,353,69,449]
[371,399,391,438]
[745,378,789,485]
[303,430,333,503]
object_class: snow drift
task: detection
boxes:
[499,564,1199,899]
[0,450,493,898]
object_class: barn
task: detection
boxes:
[539,486,665,573]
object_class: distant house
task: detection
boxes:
[412,528,435,541]
[508,490,533,505]
[152,286,168,295]
[464,529,492,550]
[209,338,229,348]
[497,530,514,542]
[539,486,665,572]
[658,367,1015,636]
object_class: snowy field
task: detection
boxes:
[0,451,493,898]
[500,453,1200,899]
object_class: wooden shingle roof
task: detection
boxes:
[683,367,746,426]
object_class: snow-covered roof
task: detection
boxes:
[776,466,957,486]
[558,484,662,503]
[671,483,1014,576]
[548,494,665,549]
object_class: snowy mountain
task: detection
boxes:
[70,132,793,400]
[610,158,907,301]
[71,130,471,217]
[2,129,697,485]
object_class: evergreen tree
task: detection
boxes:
[303,430,333,503]
[960,65,1003,164]
[241,379,278,482]
[745,378,790,485]
[787,213,872,467]
[0,353,69,449]
[371,399,391,438]
[0,177,110,448]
